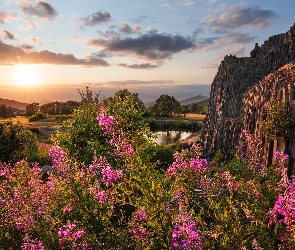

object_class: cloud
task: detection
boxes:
[194,31,255,52]
[192,27,206,38]
[0,30,16,40]
[19,18,40,30]
[29,36,43,45]
[215,32,256,46]
[0,11,18,23]
[78,11,112,26]
[194,37,217,50]
[160,3,175,10]
[119,22,142,33]
[0,41,109,67]
[20,0,58,20]
[131,15,148,24]
[177,0,195,7]
[20,44,35,51]
[202,5,277,29]
[88,33,195,61]
[118,63,161,69]
[146,26,158,34]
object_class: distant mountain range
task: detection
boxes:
[0,98,28,110]
[179,95,209,105]
[0,98,54,111]
[145,95,209,107]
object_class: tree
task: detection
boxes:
[104,89,146,113]
[190,103,204,114]
[40,101,80,115]
[0,121,36,164]
[55,87,108,164]
[151,94,182,116]
[104,89,152,152]
[26,102,39,116]
[0,104,14,118]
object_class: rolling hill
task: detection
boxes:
[0,98,28,110]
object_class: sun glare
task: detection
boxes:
[13,65,41,86]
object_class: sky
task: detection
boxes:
[0,0,294,104]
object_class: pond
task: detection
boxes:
[151,129,198,145]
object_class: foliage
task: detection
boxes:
[55,88,108,164]
[40,101,80,115]
[104,89,155,162]
[213,149,224,166]
[0,120,36,164]
[28,112,47,122]
[261,99,291,140]
[0,104,14,118]
[104,89,146,113]
[151,94,183,116]
[1,107,295,248]
[180,99,209,115]
[147,117,202,130]
[151,143,181,172]
[26,142,52,166]
[26,102,39,116]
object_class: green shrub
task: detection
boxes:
[26,142,52,166]
[0,120,36,164]
[28,112,47,122]
[151,143,181,172]
[213,149,224,166]
[261,99,291,139]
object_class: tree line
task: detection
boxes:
[0,89,207,118]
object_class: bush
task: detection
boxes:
[28,112,47,122]
[26,142,52,166]
[1,112,295,248]
[0,120,36,164]
[151,143,181,172]
[261,99,291,139]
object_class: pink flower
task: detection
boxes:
[72,230,86,241]
[255,192,261,198]
[63,206,72,213]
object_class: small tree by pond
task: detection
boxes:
[151,94,183,116]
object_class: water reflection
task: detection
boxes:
[152,130,195,145]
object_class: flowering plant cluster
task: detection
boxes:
[1,110,295,249]
[171,213,204,249]
[270,151,295,246]
[97,113,135,161]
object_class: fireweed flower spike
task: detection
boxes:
[271,151,295,241]
[171,213,204,249]
[97,113,135,160]
[21,234,45,250]
[49,144,67,169]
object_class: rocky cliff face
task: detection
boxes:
[242,63,295,173]
[201,23,295,160]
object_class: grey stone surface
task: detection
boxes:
[201,23,295,163]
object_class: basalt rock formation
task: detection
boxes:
[201,23,295,164]
[242,63,295,174]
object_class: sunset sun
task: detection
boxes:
[13,65,41,86]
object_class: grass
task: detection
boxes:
[0,115,67,144]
